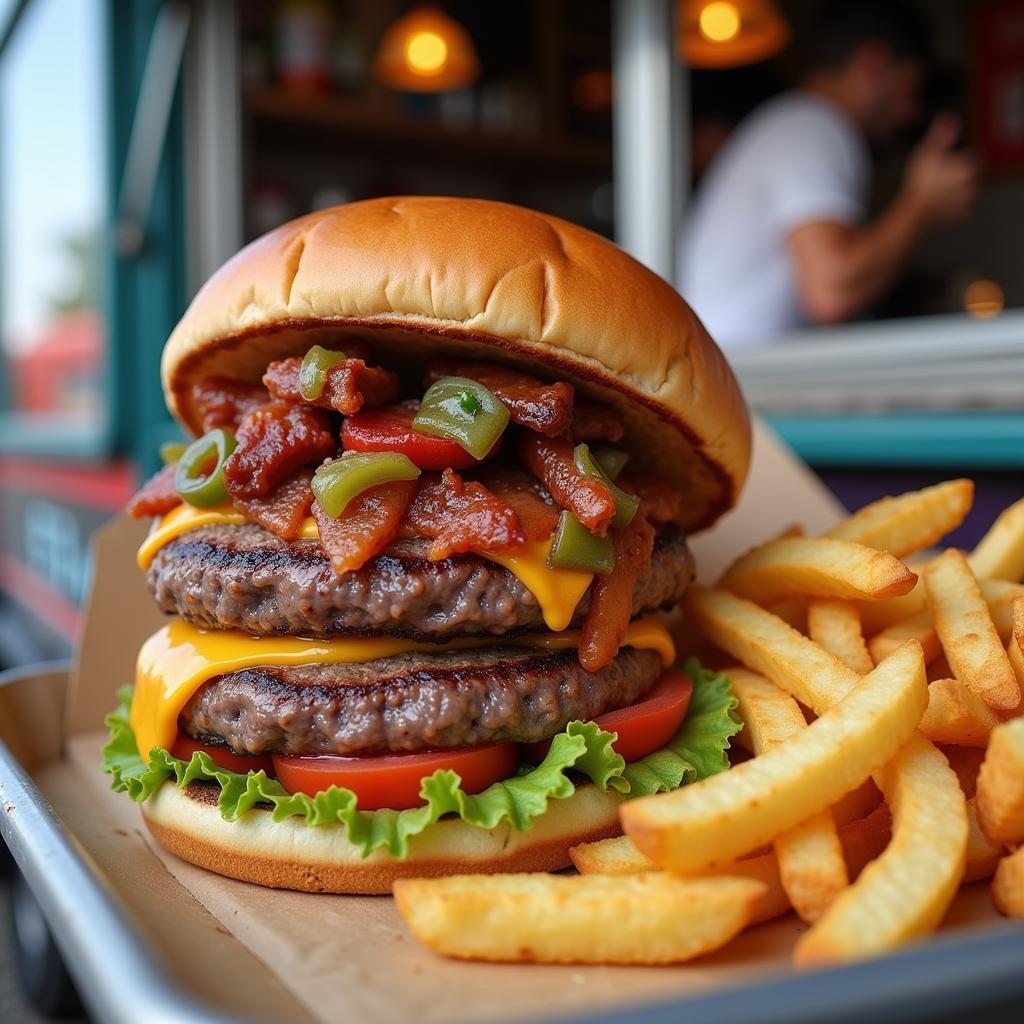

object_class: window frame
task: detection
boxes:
[0,0,186,470]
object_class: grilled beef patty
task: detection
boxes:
[147,523,694,641]
[180,644,664,756]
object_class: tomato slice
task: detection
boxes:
[171,734,275,776]
[272,742,519,811]
[342,404,493,470]
[524,670,694,765]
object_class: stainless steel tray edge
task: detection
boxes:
[0,662,253,1024]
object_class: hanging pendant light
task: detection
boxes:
[679,0,790,69]
[374,6,480,93]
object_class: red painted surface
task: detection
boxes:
[0,455,137,510]
[0,552,82,641]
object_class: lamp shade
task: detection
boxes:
[374,6,480,93]
[679,0,789,69]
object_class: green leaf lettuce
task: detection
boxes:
[102,659,739,859]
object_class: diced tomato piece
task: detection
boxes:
[171,734,275,776]
[272,742,519,811]
[342,404,493,470]
[523,670,693,765]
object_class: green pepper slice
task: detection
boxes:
[299,345,348,401]
[411,376,510,460]
[160,441,188,465]
[548,510,614,575]
[593,445,629,481]
[174,429,238,508]
[573,443,639,529]
[312,452,421,518]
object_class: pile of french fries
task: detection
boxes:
[394,480,1024,966]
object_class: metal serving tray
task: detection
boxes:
[3,663,1024,1024]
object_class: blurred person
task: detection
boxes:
[678,0,979,350]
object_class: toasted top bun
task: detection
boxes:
[162,197,750,532]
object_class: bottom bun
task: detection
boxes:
[142,781,624,894]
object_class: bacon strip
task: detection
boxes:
[579,511,656,672]
[127,463,181,518]
[629,474,684,525]
[478,468,560,542]
[224,402,335,500]
[519,435,617,536]
[424,359,573,437]
[232,470,314,540]
[313,480,418,575]
[405,469,525,559]
[572,399,625,443]
[192,377,269,433]
[264,357,399,416]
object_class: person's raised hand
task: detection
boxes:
[901,113,980,226]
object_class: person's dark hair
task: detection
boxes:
[807,0,930,71]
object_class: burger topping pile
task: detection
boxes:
[128,342,685,672]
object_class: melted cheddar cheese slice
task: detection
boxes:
[130,616,676,761]
[137,505,594,632]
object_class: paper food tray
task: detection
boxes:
[2,420,1023,1024]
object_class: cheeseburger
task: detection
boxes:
[104,196,750,893]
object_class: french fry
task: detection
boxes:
[682,585,970,962]
[919,679,1002,748]
[841,805,892,879]
[729,669,848,922]
[826,479,973,558]
[568,840,791,925]
[392,873,766,964]
[964,798,1003,884]
[718,538,917,605]
[683,585,861,714]
[831,779,883,827]
[940,745,986,799]
[569,835,652,876]
[774,815,848,924]
[984,580,1024,643]
[928,654,954,683]
[794,734,967,966]
[859,572,1024,638]
[807,599,873,675]
[570,807,892,926]
[992,846,1024,918]
[620,641,927,874]
[925,550,1021,713]
[767,597,808,632]
[968,497,1024,582]
[1006,598,1024,693]
[859,583,927,636]
[976,718,1024,844]
[868,611,941,667]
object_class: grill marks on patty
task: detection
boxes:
[180,645,664,756]
[147,522,695,641]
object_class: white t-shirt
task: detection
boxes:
[678,92,869,351]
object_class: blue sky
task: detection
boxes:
[1,0,105,353]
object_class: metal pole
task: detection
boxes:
[184,0,243,291]
[612,0,688,283]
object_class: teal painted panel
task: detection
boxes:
[768,412,1024,468]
